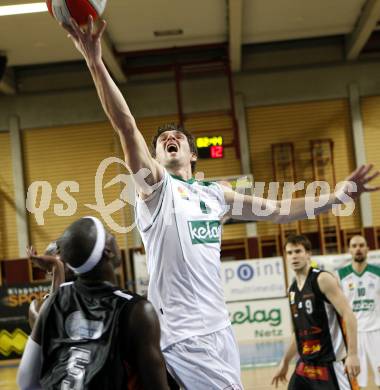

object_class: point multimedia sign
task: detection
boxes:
[228,298,292,342]
[222,257,287,302]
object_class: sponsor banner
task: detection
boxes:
[0,283,50,318]
[132,252,149,296]
[228,298,292,342]
[222,257,287,302]
[0,283,50,360]
[0,320,29,360]
[286,250,380,284]
[187,220,221,244]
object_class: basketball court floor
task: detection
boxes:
[1,342,377,390]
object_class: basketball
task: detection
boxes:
[46,0,107,26]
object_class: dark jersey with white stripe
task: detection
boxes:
[39,280,144,390]
[289,268,347,363]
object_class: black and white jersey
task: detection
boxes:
[39,280,144,390]
[289,268,347,363]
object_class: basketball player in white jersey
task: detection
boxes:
[338,235,380,388]
[62,16,380,389]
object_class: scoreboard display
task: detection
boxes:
[196,136,224,159]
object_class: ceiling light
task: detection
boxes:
[0,2,48,16]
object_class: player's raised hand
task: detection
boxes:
[61,15,107,66]
[26,246,61,273]
[337,164,380,201]
[271,360,289,388]
[345,354,360,379]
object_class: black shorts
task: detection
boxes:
[288,360,358,390]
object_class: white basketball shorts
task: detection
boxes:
[357,330,380,387]
[163,326,243,390]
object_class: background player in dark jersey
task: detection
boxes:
[17,216,170,390]
[272,234,360,390]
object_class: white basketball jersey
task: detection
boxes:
[135,171,231,349]
[338,264,380,332]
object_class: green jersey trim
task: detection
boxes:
[367,264,380,277]
[338,263,380,279]
[170,174,216,187]
[170,174,196,184]
[338,265,353,280]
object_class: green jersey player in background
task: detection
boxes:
[338,235,380,389]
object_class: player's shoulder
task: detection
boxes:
[366,264,380,278]
[337,264,354,280]
[113,289,144,303]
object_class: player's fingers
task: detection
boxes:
[363,170,380,183]
[60,22,76,37]
[95,19,107,40]
[349,164,365,180]
[87,14,94,37]
[364,185,380,192]
[362,163,374,176]
[69,17,83,36]
[347,365,355,379]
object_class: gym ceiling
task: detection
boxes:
[1,0,380,94]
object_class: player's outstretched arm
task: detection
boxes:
[61,16,163,194]
[224,164,379,223]
[126,300,170,390]
[271,333,297,388]
[318,272,360,379]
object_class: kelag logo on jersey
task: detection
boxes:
[187,220,220,244]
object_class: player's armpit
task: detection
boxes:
[126,300,170,390]
[317,272,348,316]
[318,272,359,366]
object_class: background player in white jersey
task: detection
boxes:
[62,16,379,389]
[338,235,380,388]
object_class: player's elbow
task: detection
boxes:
[270,202,287,224]
[113,114,137,137]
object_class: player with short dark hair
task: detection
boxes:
[338,235,380,388]
[17,216,170,390]
[61,15,379,389]
[151,123,198,174]
[272,234,360,390]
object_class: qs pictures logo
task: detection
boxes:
[0,329,28,357]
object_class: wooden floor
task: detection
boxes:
[1,364,378,389]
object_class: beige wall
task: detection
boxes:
[362,96,380,226]
[247,99,360,236]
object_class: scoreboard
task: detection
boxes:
[196,136,224,159]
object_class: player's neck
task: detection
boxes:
[168,166,193,181]
[295,264,311,290]
[352,260,368,274]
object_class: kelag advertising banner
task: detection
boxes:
[228,298,292,342]
[0,283,50,360]
[221,257,287,302]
